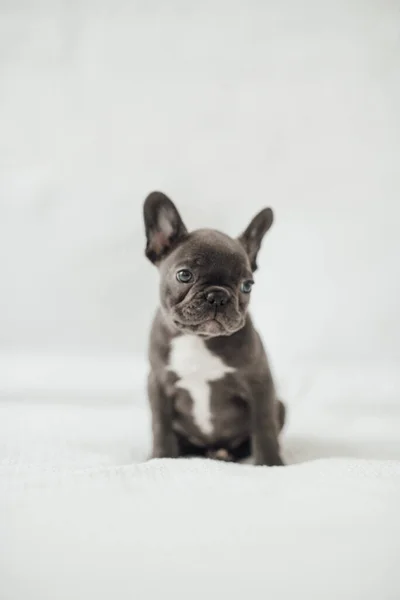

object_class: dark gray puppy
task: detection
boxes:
[144,191,285,466]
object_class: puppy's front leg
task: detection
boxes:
[148,372,179,459]
[250,378,284,467]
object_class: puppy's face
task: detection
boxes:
[159,230,253,337]
[143,192,273,338]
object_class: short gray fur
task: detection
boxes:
[143,191,285,466]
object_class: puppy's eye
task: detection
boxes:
[176,269,193,283]
[240,280,254,293]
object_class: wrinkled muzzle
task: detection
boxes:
[170,286,246,337]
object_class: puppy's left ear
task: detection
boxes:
[143,191,188,264]
[238,208,274,271]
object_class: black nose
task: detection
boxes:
[205,287,230,306]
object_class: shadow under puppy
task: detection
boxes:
[144,192,285,466]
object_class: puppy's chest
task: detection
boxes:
[167,335,236,436]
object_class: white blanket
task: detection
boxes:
[1,400,400,600]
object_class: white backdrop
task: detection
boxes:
[1,0,400,396]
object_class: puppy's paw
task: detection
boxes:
[150,436,179,460]
[207,448,234,462]
[253,452,285,467]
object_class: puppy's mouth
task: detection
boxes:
[196,319,225,336]
[171,315,244,338]
[169,290,246,338]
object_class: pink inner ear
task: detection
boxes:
[152,231,170,253]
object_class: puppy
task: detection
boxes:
[143,192,285,466]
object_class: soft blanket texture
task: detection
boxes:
[1,399,400,600]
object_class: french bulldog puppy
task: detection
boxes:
[144,192,285,466]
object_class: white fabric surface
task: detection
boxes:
[1,392,400,600]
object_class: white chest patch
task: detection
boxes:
[168,335,235,435]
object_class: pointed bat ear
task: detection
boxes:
[238,208,273,271]
[143,192,188,264]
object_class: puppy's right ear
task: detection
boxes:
[143,192,188,264]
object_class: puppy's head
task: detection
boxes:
[143,191,273,337]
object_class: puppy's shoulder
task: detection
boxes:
[148,308,174,367]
